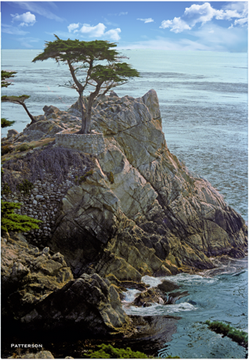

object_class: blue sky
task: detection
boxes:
[1,1,248,52]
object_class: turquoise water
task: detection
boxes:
[123,259,248,358]
[1,49,248,358]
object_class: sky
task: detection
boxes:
[1,1,248,52]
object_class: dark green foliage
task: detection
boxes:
[86,344,150,358]
[205,320,248,348]
[33,36,139,134]
[1,70,16,88]
[17,179,34,195]
[16,143,33,152]
[2,94,30,102]
[1,200,41,233]
[75,169,94,184]
[2,183,11,195]
[1,118,15,128]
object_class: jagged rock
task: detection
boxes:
[21,273,133,336]
[1,233,73,318]
[157,280,180,292]
[132,288,167,307]
[3,89,248,283]
[7,129,19,138]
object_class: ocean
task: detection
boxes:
[1,49,248,358]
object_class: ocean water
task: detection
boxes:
[1,49,248,358]
[123,258,248,358]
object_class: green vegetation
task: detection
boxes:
[205,320,248,348]
[75,169,94,184]
[2,183,12,195]
[1,200,41,233]
[1,70,16,88]
[17,179,34,195]
[1,118,15,128]
[86,344,151,358]
[16,143,33,152]
[33,36,139,134]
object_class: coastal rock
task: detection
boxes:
[132,288,167,307]
[2,89,247,283]
[21,273,133,336]
[1,233,73,318]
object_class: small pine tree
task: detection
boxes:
[1,200,42,233]
[1,118,15,128]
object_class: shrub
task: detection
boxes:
[79,169,94,183]
[1,118,15,128]
[86,344,150,359]
[1,200,42,233]
[17,179,34,195]
[205,320,248,348]
[17,143,32,152]
[2,183,11,195]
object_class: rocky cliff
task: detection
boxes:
[1,89,247,354]
[2,89,247,280]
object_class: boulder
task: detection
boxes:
[21,273,133,336]
[1,233,73,318]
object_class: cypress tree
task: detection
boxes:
[33,35,139,134]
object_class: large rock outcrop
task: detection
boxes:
[48,90,247,278]
[2,90,247,282]
[2,234,133,340]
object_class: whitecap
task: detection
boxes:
[122,288,141,303]
[123,301,197,316]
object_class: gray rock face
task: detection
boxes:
[48,89,247,278]
[20,273,132,336]
[2,89,247,282]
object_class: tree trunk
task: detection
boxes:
[78,95,88,134]
[21,102,36,124]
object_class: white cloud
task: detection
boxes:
[161,1,248,33]
[18,2,65,22]
[11,11,36,26]
[66,22,122,41]
[80,23,106,37]
[105,28,121,41]
[68,23,80,33]
[184,3,215,26]
[137,18,154,23]
[160,17,191,33]
[119,12,128,16]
